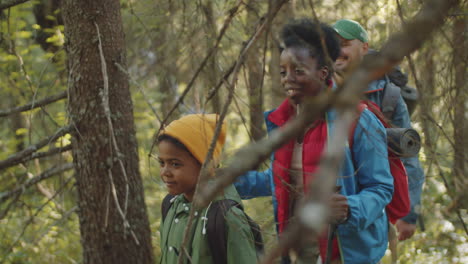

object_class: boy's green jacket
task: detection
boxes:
[159,184,257,264]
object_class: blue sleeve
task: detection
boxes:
[344,109,394,230]
[234,113,275,200]
[392,96,425,224]
[234,166,273,199]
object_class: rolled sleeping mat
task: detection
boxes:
[387,128,421,157]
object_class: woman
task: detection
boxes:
[235,19,393,264]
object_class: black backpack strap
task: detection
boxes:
[161,194,175,222]
[206,199,264,264]
[206,200,235,264]
[381,75,401,120]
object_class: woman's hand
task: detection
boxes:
[330,194,349,224]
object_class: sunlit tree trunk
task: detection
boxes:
[268,1,294,108]
[151,2,178,121]
[452,16,467,209]
[418,47,438,177]
[202,0,222,114]
[245,0,265,141]
[61,0,154,263]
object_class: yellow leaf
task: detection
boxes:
[15,128,28,136]
[16,31,32,39]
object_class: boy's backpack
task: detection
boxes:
[161,194,264,263]
[349,101,411,224]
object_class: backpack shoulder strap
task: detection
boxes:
[381,75,401,120]
[161,194,175,222]
[349,102,410,224]
[206,199,264,263]
[206,199,238,264]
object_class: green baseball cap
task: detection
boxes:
[333,19,368,43]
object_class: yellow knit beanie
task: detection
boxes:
[160,114,226,165]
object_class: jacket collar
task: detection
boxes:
[268,80,334,127]
[364,79,385,94]
[267,98,295,127]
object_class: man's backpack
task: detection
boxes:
[349,102,411,224]
[382,73,419,119]
[161,194,264,263]
[367,50,419,116]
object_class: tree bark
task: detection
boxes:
[452,16,467,208]
[202,0,222,114]
[245,0,265,141]
[268,1,294,108]
[61,0,153,263]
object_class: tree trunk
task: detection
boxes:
[61,0,154,263]
[452,16,467,209]
[419,47,437,167]
[246,0,265,141]
[202,0,222,114]
[268,1,294,108]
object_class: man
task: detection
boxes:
[332,19,425,241]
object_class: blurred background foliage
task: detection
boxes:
[0,0,466,263]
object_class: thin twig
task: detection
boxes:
[177,2,289,263]
[196,0,460,262]
[114,62,162,123]
[0,175,74,262]
[0,192,22,219]
[0,163,74,204]
[396,0,424,106]
[0,125,73,171]
[0,91,67,118]
[149,0,245,154]
[25,145,72,162]
[32,206,79,245]
[94,22,138,245]
[2,145,71,170]
[456,210,468,236]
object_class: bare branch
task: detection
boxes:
[21,145,72,165]
[149,0,245,154]
[0,163,74,204]
[0,174,74,262]
[0,191,21,219]
[114,62,162,123]
[0,91,67,118]
[268,0,461,261]
[0,125,73,171]
[0,144,72,172]
[95,21,139,246]
[193,0,460,261]
[0,0,31,12]
[177,1,291,263]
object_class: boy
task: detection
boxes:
[158,114,258,264]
